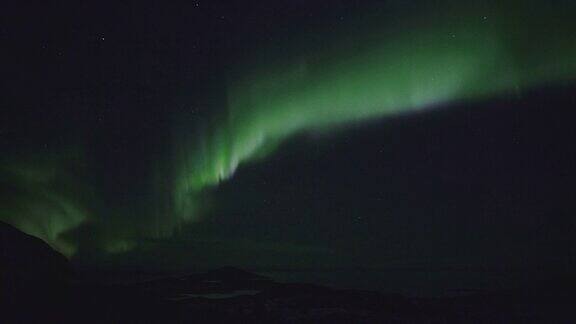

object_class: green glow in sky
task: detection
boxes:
[1,1,575,256]
[0,154,89,257]
[172,2,576,224]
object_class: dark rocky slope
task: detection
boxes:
[0,221,71,322]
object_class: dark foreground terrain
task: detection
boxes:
[2,221,576,323]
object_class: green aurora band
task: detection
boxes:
[171,2,576,223]
[1,1,576,256]
[0,151,90,257]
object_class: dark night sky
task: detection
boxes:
[2,0,576,293]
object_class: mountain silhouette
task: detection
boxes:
[0,221,71,322]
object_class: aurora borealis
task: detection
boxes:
[171,1,576,226]
[0,153,89,256]
[2,0,576,269]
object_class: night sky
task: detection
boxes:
[2,0,576,292]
